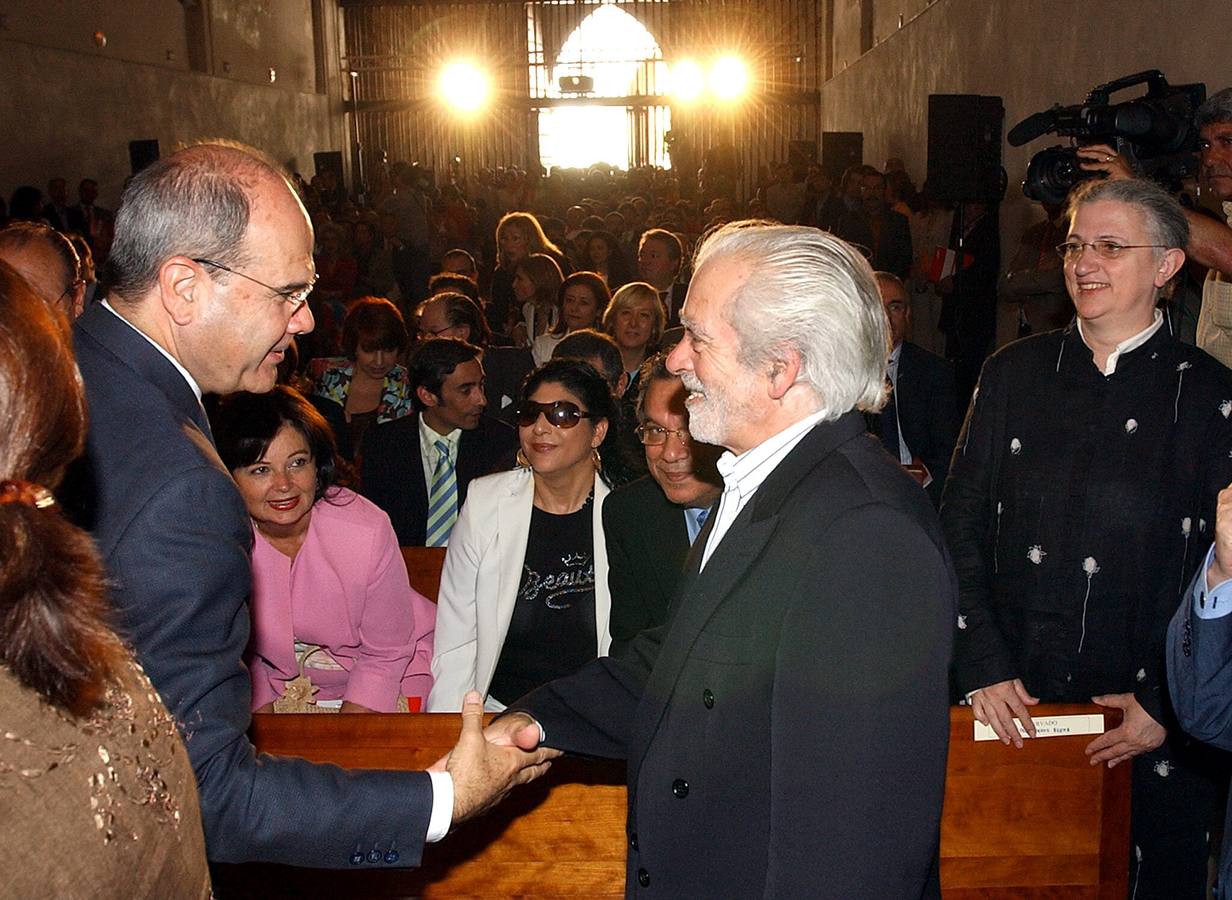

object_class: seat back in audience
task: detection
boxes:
[400,546,447,603]
[220,703,1129,897]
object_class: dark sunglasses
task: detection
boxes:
[515,400,595,429]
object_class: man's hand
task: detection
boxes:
[1076,143,1135,181]
[970,678,1039,748]
[431,692,560,826]
[1207,484,1232,590]
[1086,693,1166,768]
[484,710,544,751]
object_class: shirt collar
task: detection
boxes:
[1076,308,1164,376]
[100,298,203,402]
[715,408,828,502]
[418,412,461,450]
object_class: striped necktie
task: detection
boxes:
[425,439,458,547]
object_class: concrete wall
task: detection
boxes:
[819,0,1232,239]
[0,1,345,210]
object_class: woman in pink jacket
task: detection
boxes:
[215,386,434,712]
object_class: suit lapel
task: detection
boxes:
[75,303,214,442]
[626,412,869,775]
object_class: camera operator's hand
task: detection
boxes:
[1076,143,1135,182]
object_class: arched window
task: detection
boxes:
[535,4,670,170]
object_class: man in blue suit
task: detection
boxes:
[71,141,555,868]
[1168,484,1232,898]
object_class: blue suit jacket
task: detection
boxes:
[71,303,433,867]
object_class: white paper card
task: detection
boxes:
[973,713,1105,742]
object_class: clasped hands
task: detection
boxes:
[971,678,1165,767]
[431,691,559,825]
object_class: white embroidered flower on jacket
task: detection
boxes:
[1010,438,1022,455]
[1083,557,1100,575]
[1125,418,1138,433]
[957,615,967,630]
[1182,517,1193,537]
[1221,400,1232,419]
[1027,545,1046,565]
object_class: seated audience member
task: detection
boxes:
[352,219,400,302]
[490,212,568,335]
[417,290,533,424]
[313,222,358,301]
[68,177,113,258]
[510,252,565,349]
[428,359,618,711]
[1169,481,1232,900]
[0,221,85,318]
[604,353,722,657]
[553,328,645,484]
[311,296,414,453]
[0,262,210,896]
[362,337,517,546]
[440,248,479,281]
[215,387,434,713]
[532,270,611,365]
[42,177,71,231]
[584,229,634,291]
[428,271,481,305]
[943,178,1232,899]
[871,271,960,507]
[832,167,913,279]
[603,280,666,399]
[9,185,46,222]
[636,228,687,326]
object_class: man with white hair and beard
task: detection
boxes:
[487,221,957,898]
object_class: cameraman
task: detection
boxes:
[1080,88,1232,365]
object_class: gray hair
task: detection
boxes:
[104,141,292,302]
[691,221,888,418]
[1196,87,1232,130]
[1065,178,1189,253]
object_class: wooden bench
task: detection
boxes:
[212,703,1128,897]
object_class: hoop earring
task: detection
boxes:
[517,448,531,469]
[591,447,602,471]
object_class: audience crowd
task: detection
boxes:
[5,84,1232,899]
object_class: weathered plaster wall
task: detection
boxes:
[0,1,344,208]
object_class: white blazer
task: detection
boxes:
[427,467,612,712]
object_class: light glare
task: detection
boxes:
[670,60,705,102]
[438,61,489,114]
[710,55,748,102]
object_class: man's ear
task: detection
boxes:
[416,384,441,409]
[766,346,802,401]
[1154,247,1185,288]
[160,257,205,326]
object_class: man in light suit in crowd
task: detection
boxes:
[70,141,556,868]
[489,221,956,897]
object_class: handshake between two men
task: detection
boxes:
[432,691,556,825]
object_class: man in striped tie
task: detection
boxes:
[362,338,518,546]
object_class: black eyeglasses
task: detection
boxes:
[635,423,692,446]
[192,258,316,313]
[515,400,595,429]
[1054,241,1167,261]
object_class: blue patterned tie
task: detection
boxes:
[425,439,458,547]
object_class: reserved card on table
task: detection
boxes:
[974,714,1105,742]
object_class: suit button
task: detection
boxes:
[367,848,382,863]
[702,688,714,709]
[672,778,689,798]
[629,832,639,850]
[638,868,650,887]
[349,851,365,865]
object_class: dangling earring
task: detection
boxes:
[517,448,531,468]
[591,447,602,471]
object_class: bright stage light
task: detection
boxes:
[438,61,489,114]
[709,55,748,102]
[670,59,705,102]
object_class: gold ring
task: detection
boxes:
[1105,155,1114,162]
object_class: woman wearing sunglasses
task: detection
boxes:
[428,358,620,712]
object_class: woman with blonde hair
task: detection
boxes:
[603,280,666,397]
[491,211,568,334]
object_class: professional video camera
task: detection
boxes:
[1008,70,1205,204]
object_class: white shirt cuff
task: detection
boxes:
[1196,544,1232,620]
[425,770,454,842]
